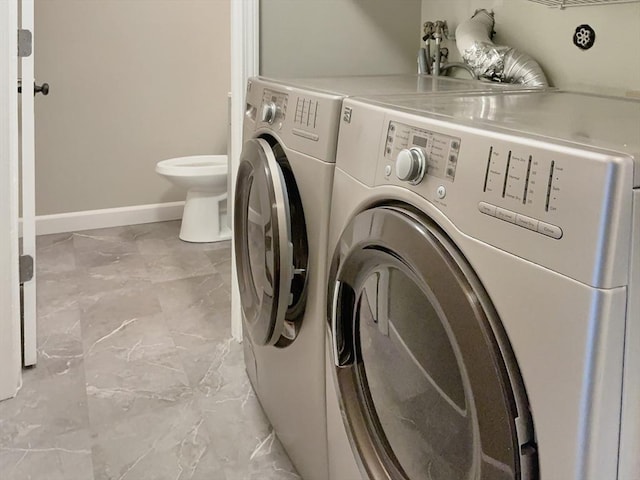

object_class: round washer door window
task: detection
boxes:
[329,205,538,480]
[234,138,308,347]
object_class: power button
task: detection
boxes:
[436,185,446,199]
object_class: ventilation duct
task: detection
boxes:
[455,9,549,87]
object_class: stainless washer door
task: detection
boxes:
[235,138,301,347]
[328,205,538,480]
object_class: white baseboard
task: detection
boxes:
[33,201,186,236]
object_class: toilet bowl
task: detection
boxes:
[156,155,231,243]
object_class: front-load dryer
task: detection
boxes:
[234,75,537,480]
[325,91,639,480]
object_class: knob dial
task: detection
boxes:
[396,147,427,184]
[261,102,278,124]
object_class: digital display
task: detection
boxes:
[413,135,428,148]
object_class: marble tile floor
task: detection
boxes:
[0,221,300,480]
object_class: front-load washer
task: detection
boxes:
[234,75,537,480]
[325,91,639,480]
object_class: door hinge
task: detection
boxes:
[19,255,34,284]
[18,29,32,58]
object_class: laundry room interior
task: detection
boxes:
[1,0,638,479]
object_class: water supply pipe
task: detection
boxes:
[432,20,448,77]
[455,9,549,87]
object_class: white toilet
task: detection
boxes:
[156,155,231,243]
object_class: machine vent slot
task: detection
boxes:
[545,160,555,212]
[483,147,492,192]
[502,151,512,198]
[523,156,533,205]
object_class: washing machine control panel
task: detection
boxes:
[260,89,288,126]
[338,98,634,288]
[385,121,460,182]
[245,79,345,163]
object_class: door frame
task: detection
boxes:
[21,0,37,367]
[230,0,259,341]
[0,0,23,400]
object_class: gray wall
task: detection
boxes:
[35,0,230,216]
[421,0,640,95]
[260,0,422,77]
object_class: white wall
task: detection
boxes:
[260,0,422,77]
[421,0,640,95]
[34,0,231,216]
[31,0,638,217]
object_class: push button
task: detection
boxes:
[478,202,497,216]
[495,207,517,224]
[516,214,539,232]
[538,221,563,239]
[479,202,562,240]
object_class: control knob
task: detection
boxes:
[261,101,278,124]
[396,147,426,184]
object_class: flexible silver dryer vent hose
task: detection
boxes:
[455,9,549,87]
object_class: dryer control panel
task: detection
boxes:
[336,97,634,288]
[384,121,461,182]
[477,144,565,239]
[378,117,571,242]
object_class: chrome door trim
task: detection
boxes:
[331,280,346,367]
[234,137,293,346]
[327,203,538,480]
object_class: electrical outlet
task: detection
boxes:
[573,24,596,50]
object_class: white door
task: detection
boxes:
[0,0,23,400]
[20,0,38,367]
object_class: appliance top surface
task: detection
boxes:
[353,90,640,158]
[256,74,532,96]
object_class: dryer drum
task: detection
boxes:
[328,205,539,479]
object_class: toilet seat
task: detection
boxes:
[155,155,227,177]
